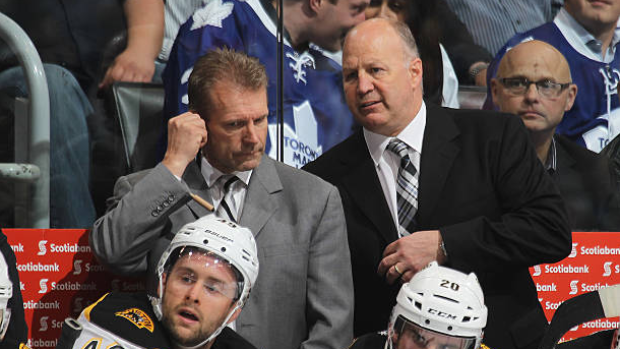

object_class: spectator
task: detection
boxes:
[485,0,620,154]
[349,262,489,349]
[91,48,354,349]
[163,0,369,168]
[58,216,259,349]
[365,0,459,107]
[435,0,493,86]
[491,40,620,231]
[304,18,571,349]
[445,0,561,56]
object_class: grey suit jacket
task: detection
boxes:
[91,155,354,349]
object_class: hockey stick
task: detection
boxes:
[538,284,620,349]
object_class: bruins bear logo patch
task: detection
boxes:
[115,308,155,333]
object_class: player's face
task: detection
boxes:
[392,321,476,349]
[365,0,408,23]
[203,82,269,174]
[161,253,240,347]
[311,0,369,52]
[564,0,620,32]
[491,42,576,136]
[342,20,423,136]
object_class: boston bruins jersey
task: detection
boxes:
[69,292,172,349]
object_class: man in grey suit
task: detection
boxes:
[90,48,354,349]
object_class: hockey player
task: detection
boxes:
[349,261,490,349]
[57,216,259,349]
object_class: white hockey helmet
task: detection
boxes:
[388,261,487,349]
[151,215,259,348]
[0,253,12,341]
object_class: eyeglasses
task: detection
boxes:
[498,77,571,99]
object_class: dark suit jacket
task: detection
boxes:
[304,103,572,349]
[553,135,620,231]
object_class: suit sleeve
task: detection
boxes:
[302,185,354,349]
[440,116,572,272]
[90,163,191,275]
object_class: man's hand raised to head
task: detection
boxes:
[377,230,445,284]
[162,112,208,177]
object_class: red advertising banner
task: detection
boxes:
[0,229,618,348]
[530,231,620,343]
[3,229,145,349]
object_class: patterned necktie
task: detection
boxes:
[217,175,239,223]
[386,139,419,237]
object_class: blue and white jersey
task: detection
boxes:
[163,0,355,168]
[485,19,620,153]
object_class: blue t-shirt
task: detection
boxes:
[163,0,354,168]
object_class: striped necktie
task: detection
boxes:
[217,175,239,223]
[386,138,419,237]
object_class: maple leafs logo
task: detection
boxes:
[191,0,234,30]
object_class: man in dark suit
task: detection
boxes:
[304,19,571,349]
[90,48,354,349]
[491,40,620,231]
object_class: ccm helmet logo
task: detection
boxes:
[37,240,48,256]
[428,308,457,320]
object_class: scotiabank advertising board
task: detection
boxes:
[530,231,620,342]
[3,229,145,349]
[1,229,618,348]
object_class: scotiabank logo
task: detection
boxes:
[532,265,541,276]
[111,279,121,292]
[38,279,48,294]
[39,316,49,332]
[604,261,613,277]
[568,243,578,258]
[37,240,48,256]
[73,297,83,314]
[569,280,579,295]
[73,260,82,275]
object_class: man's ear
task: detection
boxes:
[564,84,578,112]
[309,0,324,14]
[490,78,500,107]
[408,57,423,89]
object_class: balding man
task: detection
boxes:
[491,40,620,231]
[304,18,571,349]
[485,0,620,154]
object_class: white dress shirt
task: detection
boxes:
[199,156,252,221]
[363,102,427,230]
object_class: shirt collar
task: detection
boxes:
[200,155,252,188]
[554,7,620,62]
[364,102,427,166]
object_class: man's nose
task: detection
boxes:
[524,83,540,101]
[357,72,374,95]
[185,283,201,303]
[377,4,397,20]
[244,122,260,145]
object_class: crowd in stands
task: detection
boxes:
[0,0,619,348]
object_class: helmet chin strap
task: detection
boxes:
[172,301,243,349]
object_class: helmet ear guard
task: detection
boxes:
[388,261,487,349]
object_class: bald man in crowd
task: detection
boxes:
[305,18,571,349]
[491,40,620,231]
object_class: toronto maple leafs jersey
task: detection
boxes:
[485,17,620,153]
[67,292,171,349]
[163,0,355,168]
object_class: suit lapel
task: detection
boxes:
[182,161,214,218]
[239,155,281,238]
[417,104,460,223]
[341,131,398,243]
